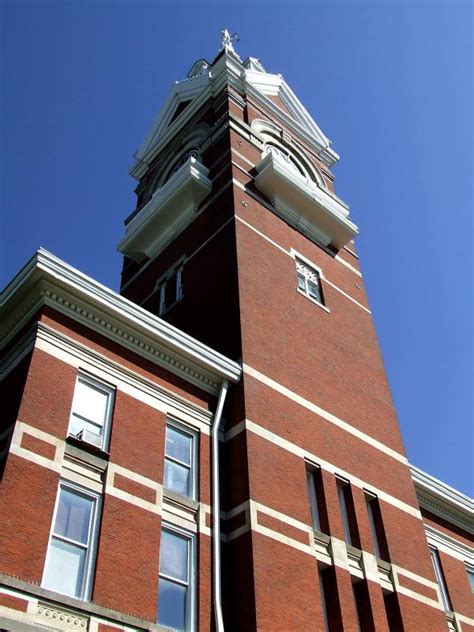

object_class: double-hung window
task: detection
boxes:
[164,422,197,500]
[42,482,101,600]
[68,373,114,451]
[156,263,184,316]
[295,258,324,305]
[157,526,196,631]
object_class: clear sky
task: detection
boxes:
[1,1,472,495]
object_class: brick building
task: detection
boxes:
[0,33,472,632]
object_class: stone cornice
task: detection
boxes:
[0,249,242,394]
[118,157,212,262]
[130,50,339,180]
[410,465,474,535]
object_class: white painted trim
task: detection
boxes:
[225,418,420,520]
[424,525,474,565]
[235,213,371,314]
[35,322,213,434]
[1,249,242,393]
[411,465,473,534]
[242,364,408,465]
[335,254,362,278]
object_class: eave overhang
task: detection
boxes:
[410,465,474,535]
[0,249,241,394]
[130,49,340,180]
[254,151,358,251]
[118,157,212,262]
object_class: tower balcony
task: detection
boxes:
[254,151,358,251]
[118,157,212,262]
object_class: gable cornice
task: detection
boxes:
[0,249,242,394]
[410,465,474,534]
[130,51,339,180]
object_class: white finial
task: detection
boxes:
[220,29,239,54]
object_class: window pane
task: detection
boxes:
[158,578,187,631]
[55,488,93,544]
[164,275,176,310]
[166,427,191,465]
[73,380,108,426]
[43,538,86,598]
[307,280,321,302]
[160,530,188,582]
[164,460,190,497]
[69,415,103,438]
[297,273,306,291]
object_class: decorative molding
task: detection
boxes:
[35,602,89,631]
[118,157,212,262]
[424,524,474,565]
[254,150,358,251]
[411,465,473,534]
[0,249,242,395]
[130,49,340,180]
[35,322,214,433]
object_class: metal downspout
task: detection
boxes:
[212,379,229,632]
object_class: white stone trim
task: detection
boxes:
[323,278,371,314]
[392,564,443,612]
[0,249,241,394]
[224,497,447,614]
[242,364,408,465]
[9,421,63,473]
[118,157,212,262]
[235,213,371,314]
[225,418,420,520]
[35,322,213,434]
[106,462,163,515]
[335,254,363,278]
[424,525,474,565]
[411,465,473,534]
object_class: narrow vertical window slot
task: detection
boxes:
[352,580,376,632]
[336,478,360,548]
[430,548,452,612]
[365,492,389,561]
[318,566,343,632]
[306,464,329,534]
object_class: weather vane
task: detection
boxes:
[220,29,239,54]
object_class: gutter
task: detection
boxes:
[211,379,229,632]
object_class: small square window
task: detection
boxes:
[164,422,197,500]
[295,258,324,305]
[68,373,114,451]
[157,263,183,316]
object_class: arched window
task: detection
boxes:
[252,119,325,188]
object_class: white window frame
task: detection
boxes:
[157,523,196,632]
[42,480,101,601]
[290,249,329,312]
[164,419,198,501]
[156,260,184,317]
[68,372,115,451]
[430,547,452,612]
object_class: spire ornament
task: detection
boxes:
[220,29,240,56]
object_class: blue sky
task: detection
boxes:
[1,1,472,495]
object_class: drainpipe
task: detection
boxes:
[211,379,229,632]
